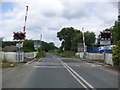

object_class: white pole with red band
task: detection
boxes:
[23,6,28,33]
[82,28,86,52]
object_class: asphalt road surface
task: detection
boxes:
[2,53,119,89]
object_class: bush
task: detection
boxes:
[112,40,120,66]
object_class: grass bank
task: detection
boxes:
[0,59,28,68]
[50,51,80,59]
[1,59,16,68]
[35,51,46,58]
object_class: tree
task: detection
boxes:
[49,42,55,46]
[2,41,18,48]
[84,31,96,50]
[112,40,120,66]
[112,21,120,44]
[71,31,83,51]
[23,39,34,52]
[39,41,57,52]
[104,21,120,44]
[57,27,77,51]
[57,27,96,52]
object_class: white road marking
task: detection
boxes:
[55,57,95,90]
[25,58,36,65]
[64,62,95,89]
[96,65,102,66]
[34,66,63,68]
[62,61,87,88]
[36,58,42,63]
[86,62,102,67]
[86,62,96,66]
[92,65,95,67]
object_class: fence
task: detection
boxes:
[76,52,114,66]
[0,52,37,62]
[16,52,24,62]
[87,53,104,60]
[105,53,113,66]
[24,52,37,59]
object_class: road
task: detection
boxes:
[2,53,119,89]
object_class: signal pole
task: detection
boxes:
[118,1,120,21]
[40,34,42,49]
[82,28,87,59]
[16,6,28,62]
[23,6,28,33]
[0,37,4,52]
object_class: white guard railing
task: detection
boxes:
[76,52,114,66]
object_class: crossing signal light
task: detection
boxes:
[101,33,110,38]
[100,31,112,40]
[118,15,120,22]
[13,32,26,40]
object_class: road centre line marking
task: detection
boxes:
[56,57,95,90]
[61,61,87,88]
[63,62,95,89]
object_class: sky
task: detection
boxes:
[0,0,119,47]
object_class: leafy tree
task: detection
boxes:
[57,27,78,51]
[112,21,120,44]
[71,31,83,51]
[40,41,57,52]
[49,42,55,46]
[112,40,120,66]
[57,27,96,52]
[84,31,96,50]
[103,21,120,45]
[2,40,57,52]
[23,39,34,52]
[2,41,18,48]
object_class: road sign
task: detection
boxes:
[34,40,40,50]
[16,43,23,48]
[77,43,84,52]
[100,40,111,45]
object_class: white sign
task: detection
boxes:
[34,40,40,50]
[100,40,111,45]
[16,43,23,48]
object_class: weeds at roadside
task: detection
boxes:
[1,59,15,68]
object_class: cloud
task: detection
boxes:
[61,2,90,20]
[1,0,118,47]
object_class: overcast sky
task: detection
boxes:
[0,0,119,47]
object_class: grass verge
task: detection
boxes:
[0,59,28,68]
[1,59,16,68]
[35,51,46,58]
[51,51,80,59]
